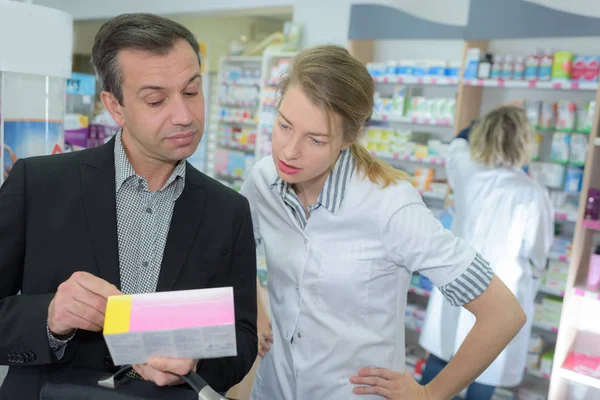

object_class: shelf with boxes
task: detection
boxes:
[362,125,450,202]
[354,32,600,400]
[371,85,456,127]
[367,59,462,86]
[527,333,555,382]
[464,48,600,89]
[208,56,262,189]
[558,331,600,394]
[256,52,295,160]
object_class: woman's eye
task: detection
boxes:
[149,100,164,107]
[184,92,198,97]
[279,122,290,130]
[311,138,324,145]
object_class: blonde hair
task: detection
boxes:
[470,105,533,168]
[278,45,409,188]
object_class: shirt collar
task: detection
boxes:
[271,148,355,215]
[114,130,186,196]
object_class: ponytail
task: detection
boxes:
[350,143,410,188]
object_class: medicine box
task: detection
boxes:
[103,287,237,366]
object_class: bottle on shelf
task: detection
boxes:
[501,55,514,80]
[513,56,526,80]
[584,189,600,220]
[477,53,493,79]
[586,243,600,292]
[490,55,503,80]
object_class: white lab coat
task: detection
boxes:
[419,138,554,387]
[242,155,490,399]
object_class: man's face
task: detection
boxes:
[106,39,205,164]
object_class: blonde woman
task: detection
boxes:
[242,46,526,400]
[420,106,554,399]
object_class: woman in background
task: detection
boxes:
[420,105,554,399]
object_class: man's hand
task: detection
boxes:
[133,357,198,387]
[350,367,432,400]
[48,271,121,336]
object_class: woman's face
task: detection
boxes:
[271,86,348,185]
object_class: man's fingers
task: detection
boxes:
[140,362,183,387]
[67,298,105,328]
[66,310,103,332]
[147,356,196,376]
[72,271,121,299]
[133,364,149,381]
[73,287,110,316]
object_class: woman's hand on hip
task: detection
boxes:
[350,367,432,399]
[258,321,273,357]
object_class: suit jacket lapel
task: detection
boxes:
[157,163,207,291]
[79,138,121,289]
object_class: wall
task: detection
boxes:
[72,16,285,72]
[32,0,294,20]
[293,0,470,48]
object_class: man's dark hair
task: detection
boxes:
[91,13,201,105]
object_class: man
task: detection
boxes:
[0,13,257,399]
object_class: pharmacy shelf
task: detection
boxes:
[373,75,459,86]
[536,127,591,135]
[533,321,559,333]
[555,208,578,223]
[573,287,600,301]
[462,78,598,91]
[370,151,446,166]
[216,141,256,153]
[219,98,259,107]
[220,79,261,87]
[372,115,454,127]
[262,101,279,108]
[526,368,551,381]
[406,324,422,333]
[539,285,565,298]
[219,118,258,127]
[264,79,280,87]
[548,251,571,263]
[559,368,600,390]
[582,219,600,231]
[215,172,244,181]
[420,190,447,201]
[408,286,431,297]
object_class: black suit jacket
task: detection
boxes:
[0,138,257,400]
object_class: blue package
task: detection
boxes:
[396,65,414,76]
[445,66,461,77]
[66,73,96,96]
[367,64,383,78]
[464,60,479,79]
[427,65,446,77]
[420,276,434,291]
[413,65,427,76]
[538,55,553,80]
[564,166,583,194]
[385,63,396,76]
[524,55,539,80]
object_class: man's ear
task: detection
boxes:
[100,91,125,126]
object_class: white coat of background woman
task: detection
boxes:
[419,105,554,398]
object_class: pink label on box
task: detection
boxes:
[129,289,235,332]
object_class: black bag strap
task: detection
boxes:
[97,365,229,400]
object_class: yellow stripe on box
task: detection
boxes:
[103,295,133,335]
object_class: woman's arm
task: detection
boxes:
[425,275,526,399]
[351,275,525,400]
